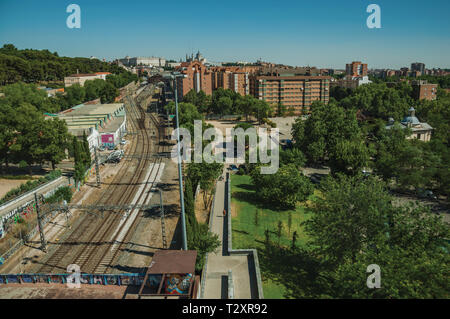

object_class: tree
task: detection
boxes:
[277,221,283,245]
[291,231,297,250]
[302,173,449,298]
[254,100,272,124]
[254,209,259,227]
[216,96,233,116]
[184,177,199,237]
[264,229,270,245]
[188,223,220,272]
[81,131,91,168]
[41,118,69,169]
[287,211,292,236]
[304,174,392,264]
[250,164,313,209]
[236,95,256,121]
[328,138,370,176]
[187,162,223,209]
[291,101,362,170]
[279,148,306,169]
[277,102,286,117]
[100,82,118,103]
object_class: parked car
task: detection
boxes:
[417,188,437,200]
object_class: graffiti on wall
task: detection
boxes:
[0,273,173,289]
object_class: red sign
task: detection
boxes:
[101,134,114,144]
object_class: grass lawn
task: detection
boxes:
[230,174,315,299]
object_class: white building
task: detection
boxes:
[119,56,166,68]
[385,107,433,142]
[64,72,111,87]
[49,103,127,152]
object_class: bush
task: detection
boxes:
[45,186,73,204]
[0,170,62,205]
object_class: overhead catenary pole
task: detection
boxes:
[94,146,101,187]
[173,74,188,251]
[34,193,47,252]
[158,188,167,249]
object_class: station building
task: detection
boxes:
[47,103,127,152]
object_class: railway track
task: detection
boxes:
[33,85,163,274]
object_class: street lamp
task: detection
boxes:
[163,72,188,251]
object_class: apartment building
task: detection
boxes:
[176,61,251,97]
[176,61,213,97]
[411,62,425,75]
[64,72,111,87]
[210,66,249,95]
[346,61,368,77]
[339,61,371,88]
[412,80,438,101]
[250,75,331,115]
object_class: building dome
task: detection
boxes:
[401,116,420,125]
[401,107,420,125]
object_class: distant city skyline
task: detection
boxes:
[0,0,449,69]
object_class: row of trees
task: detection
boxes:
[0,44,132,85]
[72,133,91,184]
[184,161,223,272]
[182,88,273,122]
[0,82,102,175]
[0,87,70,172]
[50,72,137,113]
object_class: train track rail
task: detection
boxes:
[33,85,162,274]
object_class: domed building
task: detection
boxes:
[385,107,433,142]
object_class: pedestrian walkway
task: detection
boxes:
[202,170,256,299]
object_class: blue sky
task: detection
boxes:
[0,0,449,69]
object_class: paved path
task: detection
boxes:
[203,171,253,299]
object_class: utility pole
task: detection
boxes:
[94,146,101,187]
[34,193,47,253]
[173,75,188,251]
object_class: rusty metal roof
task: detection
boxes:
[146,250,197,274]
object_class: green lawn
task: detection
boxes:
[230,174,314,298]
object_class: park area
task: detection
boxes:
[230,174,316,299]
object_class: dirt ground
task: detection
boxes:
[0,283,134,299]
[195,190,213,224]
[0,179,28,199]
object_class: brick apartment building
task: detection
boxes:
[175,61,330,115]
[412,80,438,101]
[176,61,213,97]
[249,75,331,115]
[210,66,249,95]
[346,61,368,77]
[175,61,250,97]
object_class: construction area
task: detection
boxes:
[0,83,196,299]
